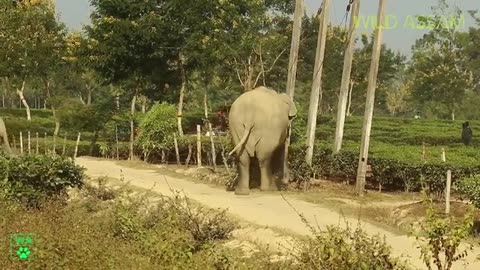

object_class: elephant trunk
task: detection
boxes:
[228,124,254,156]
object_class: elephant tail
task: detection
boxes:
[228,123,254,156]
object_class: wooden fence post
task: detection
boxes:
[441,148,451,214]
[115,125,119,160]
[62,134,67,156]
[19,132,23,155]
[208,123,217,171]
[174,133,181,165]
[74,133,81,160]
[27,131,31,154]
[196,125,202,167]
[422,142,426,163]
[185,144,193,167]
[12,135,16,151]
[446,170,451,214]
[44,132,47,155]
[52,134,57,156]
[36,132,39,154]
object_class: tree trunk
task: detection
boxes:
[141,95,147,113]
[0,117,12,155]
[245,56,254,91]
[129,94,137,160]
[79,96,86,105]
[177,53,186,137]
[204,91,209,120]
[89,130,99,156]
[283,0,304,185]
[356,0,386,196]
[51,106,60,137]
[333,0,360,154]
[44,80,60,136]
[346,80,354,117]
[16,81,31,121]
[305,0,331,166]
[87,88,92,105]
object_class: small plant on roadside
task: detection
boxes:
[282,195,410,270]
[166,190,237,250]
[413,193,474,270]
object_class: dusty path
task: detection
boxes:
[76,157,480,270]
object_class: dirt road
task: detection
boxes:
[76,157,480,270]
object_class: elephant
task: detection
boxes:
[228,86,297,195]
[0,117,12,155]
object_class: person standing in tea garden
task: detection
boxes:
[462,121,473,146]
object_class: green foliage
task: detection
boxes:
[457,176,480,209]
[136,103,177,160]
[0,153,85,208]
[0,181,266,269]
[288,142,480,193]
[408,0,474,119]
[413,196,474,270]
[293,220,410,269]
[0,0,66,80]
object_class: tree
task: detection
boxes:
[0,0,66,122]
[86,0,180,160]
[385,77,412,116]
[293,19,405,116]
[408,0,474,120]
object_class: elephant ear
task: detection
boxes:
[279,93,297,118]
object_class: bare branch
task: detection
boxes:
[233,58,245,87]
[254,48,286,87]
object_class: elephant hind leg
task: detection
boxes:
[258,156,274,191]
[235,150,250,195]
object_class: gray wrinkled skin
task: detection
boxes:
[228,86,297,195]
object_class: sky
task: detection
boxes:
[55,0,478,57]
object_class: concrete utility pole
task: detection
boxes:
[333,0,360,154]
[305,0,331,166]
[283,0,304,184]
[356,0,386,196]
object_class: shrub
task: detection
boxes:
[292,220,410,269]
[136,102,177,161]
[457,176,480,208]
[413,196,474,270]
[288,142,480,193]
[0,180,255,269]
[0,153,85,208]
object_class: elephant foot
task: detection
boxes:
[235,187,250,195]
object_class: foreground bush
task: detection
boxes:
[0,175,416,269]
[413,195,474,270]
[294,223,410,270]
[0,182,283,269]
[0,152,85,207]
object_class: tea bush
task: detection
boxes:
[0,153,85,208]
[288,143,480,193]
[457,176,480,208]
